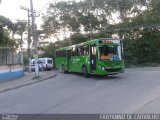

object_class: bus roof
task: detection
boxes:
[56,38,120,51]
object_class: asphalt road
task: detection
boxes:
[0,67,160,113]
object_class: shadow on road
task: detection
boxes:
[91,75,122,80]
[58,71,123,81]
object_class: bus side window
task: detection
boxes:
[58,51,60,57]
[78,46,83,56]
[92,46,96,55]
[84,46,89,55]
[81,46,84,55]
[62,51,64,57]
[72,47,76,56]
[64,50,66,57]
[56,51,59,57]
[63,50,66,57]
[59,51,62,57]
[61,51,63,57]
[56,51,58,57]
[76,47,79,56]
[60,51,63,57]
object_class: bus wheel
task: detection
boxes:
[61,65,67,74]
[82,66,88,78]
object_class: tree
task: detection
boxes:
[40,43,56,66]
[42,0,148,38]
[41,0,160,66]
[0,15,16,47]
[15,21,27,52]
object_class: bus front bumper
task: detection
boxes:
[95,66,124,75]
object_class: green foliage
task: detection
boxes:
[15,21,27,35]
[39,43,56,66]
[0,15,26,48]
[23,51,29,66]
[70,33,88,44]
[0,27,16,47]
[123,29,160,67]
[42,0,160,67]
[123,39,138,66]
[14,21,27,50]
[42,0,148,38]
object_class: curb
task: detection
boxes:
[0,73,57,94]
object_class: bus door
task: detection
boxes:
[90,45,96,72]
[67,49,71,70]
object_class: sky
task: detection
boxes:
[0,0,55,27]
[0,0,59,48]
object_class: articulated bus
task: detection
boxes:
[55,38,124,77]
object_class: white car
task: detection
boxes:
[38,58,53,70]
[31,58,53,71]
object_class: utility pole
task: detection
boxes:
[30,0,39,77]
[27,8,32,73]
[20,6,32,73]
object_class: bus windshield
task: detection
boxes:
[99,45,122,60]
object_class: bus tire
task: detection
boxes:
[82,66,88,78]
[61,64,67,74]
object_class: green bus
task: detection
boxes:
[55,38,124,77]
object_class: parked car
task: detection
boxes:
[38,58,53,70]
[31,58,53,71]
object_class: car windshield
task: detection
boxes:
[47,60,52,64]
[38,59,45,64]
[99,45,122,60]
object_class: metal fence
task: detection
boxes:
[0,49,23,66]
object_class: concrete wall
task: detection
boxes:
[0,65,24,81]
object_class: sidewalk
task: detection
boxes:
[0,70,57,93]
